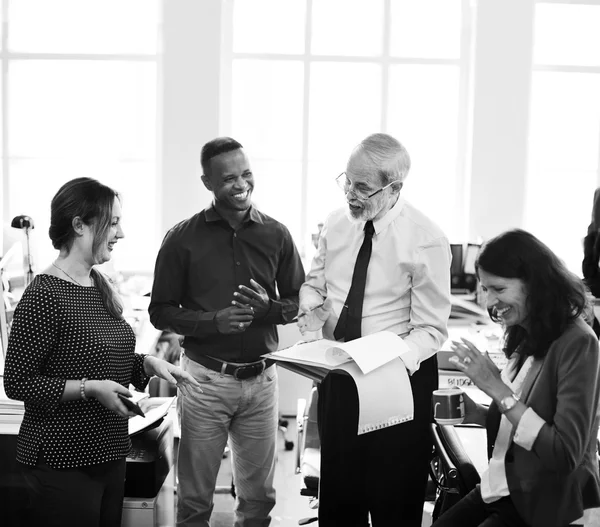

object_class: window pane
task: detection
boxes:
[524,170,596,275]
[387,64,460,239]
[534,3,600,67]
[233,0,306,54]
[390,0,462,59]
[9,0,159,54]
[250,159,303,245]
[529,72,600,172]
[231,60,304,160]
[306,159,347,245]
[308,62,381,160]
[311,0,384,57]
[9,60,157,159]
[8,159,158,273]
[307,62,381,240]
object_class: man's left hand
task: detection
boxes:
[233,278,271,319]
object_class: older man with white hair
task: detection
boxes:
[298,132,452,526]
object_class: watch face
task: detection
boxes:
[501,395,517,412]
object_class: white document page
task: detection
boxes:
[330,331,409,374]
[128,396,175,436]
[269,339,351,369]
[337,358,414,435]
[268,331,409,374]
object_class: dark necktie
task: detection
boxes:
[334,220,375,342]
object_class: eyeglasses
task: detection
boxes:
[335,172,396,201]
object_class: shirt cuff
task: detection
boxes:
[513,407,545,451]
[397,344,420,375]
[299,287,324,311]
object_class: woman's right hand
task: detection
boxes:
[85,380,134,418]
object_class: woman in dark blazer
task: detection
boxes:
[433,229,600,527]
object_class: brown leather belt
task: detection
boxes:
[192,354,274,380]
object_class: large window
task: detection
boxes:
[1,0,159,275]
[525,0,600,274]
[226,0,472,257]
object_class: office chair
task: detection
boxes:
[429,422,481,522]
[295,385,320,525]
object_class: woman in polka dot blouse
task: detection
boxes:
[4,177,202,527]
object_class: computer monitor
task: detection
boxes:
[463,243,481,291]
[450,244,464,290]
[450,243,481,293]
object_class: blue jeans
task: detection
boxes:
[176,352,278,527]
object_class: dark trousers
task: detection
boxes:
[20,454,126,527]
[432,486,583,527]
[317,354,438,527]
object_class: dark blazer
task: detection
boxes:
[486,318,600,527]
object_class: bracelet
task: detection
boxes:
[80,378,89,401]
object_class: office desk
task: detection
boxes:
[122,413,175,527]
[0,400,175,527]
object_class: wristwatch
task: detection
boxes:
[498,393,520,413]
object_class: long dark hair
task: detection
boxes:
[476,229,588,359]
[49,177,123,319]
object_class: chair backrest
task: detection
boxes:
[304,386,320,450]
[430,423,481,521]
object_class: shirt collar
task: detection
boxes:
[371,195,405,235]
[204,202,264,225]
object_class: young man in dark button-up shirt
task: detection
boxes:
[149,137,305,527]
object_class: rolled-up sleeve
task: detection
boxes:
[513,407,546,451]
[300,222,329,307]
[401,238,452,374]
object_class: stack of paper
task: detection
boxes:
[265,331,415,435]
[267,331,406,375]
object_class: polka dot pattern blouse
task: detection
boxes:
[4,274,151,469]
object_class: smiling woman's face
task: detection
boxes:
[478,268,529,328]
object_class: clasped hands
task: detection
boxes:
[297,297,333,335]
[214,278,271,334]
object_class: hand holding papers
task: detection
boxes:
[269,330,410,374]
[265,331,414,435]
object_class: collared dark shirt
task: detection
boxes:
[148,204,305,363]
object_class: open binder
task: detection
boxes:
[265,331,415,435]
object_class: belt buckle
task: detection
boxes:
[233,361,265,380]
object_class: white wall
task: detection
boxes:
[158,0,223,238]
[467,0,535,241]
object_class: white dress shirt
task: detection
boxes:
[481,355,536,502]
[300,196,452,374]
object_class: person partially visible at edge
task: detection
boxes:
[148,137,305,527]
[4,177,201,527]
[433,229,600,527]
[298,132,452,526]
